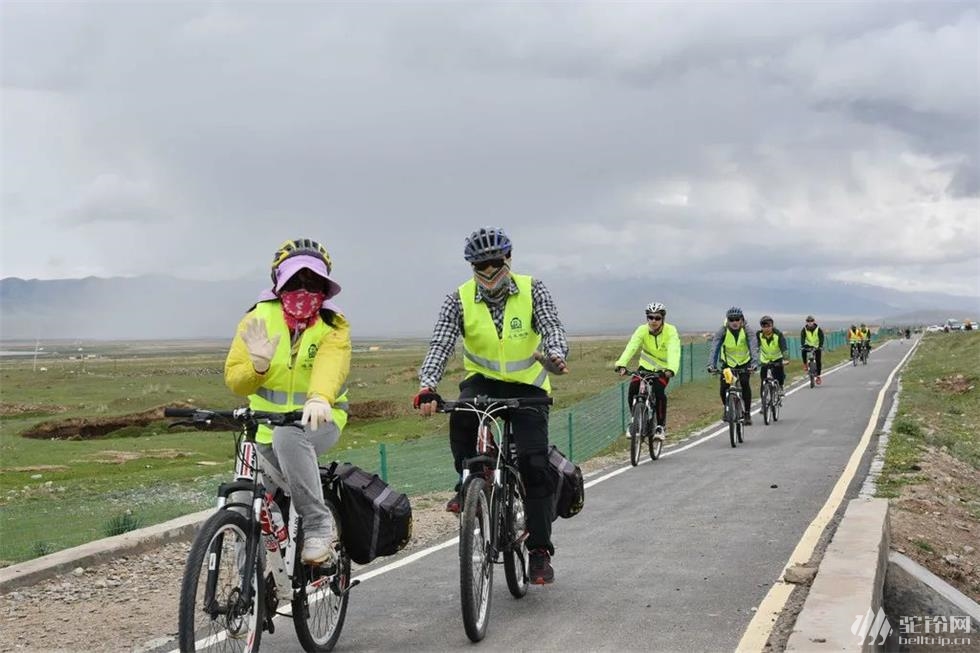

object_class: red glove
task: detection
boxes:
[413,388,442,409]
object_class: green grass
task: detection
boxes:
[877,332,980,498]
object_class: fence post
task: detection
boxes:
[379,443,388,483]
[567,412,574,462]
[688,342,694,382]
[620,383,627,434]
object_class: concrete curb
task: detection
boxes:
[786,497,890,652]
[884,551,980,634]
[0,509,210,592]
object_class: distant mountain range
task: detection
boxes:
[1,275,977,340]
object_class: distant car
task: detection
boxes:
[926,325,943,333]
[945,319,964,331]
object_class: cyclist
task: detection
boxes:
[707,307,759,425]
[847,324,862,360]
[859,323,872,359]
[614,302,680,439]
[224,238,350,566]
[801,315,825,384]
[756,315,789,398]
[413,226,569,585]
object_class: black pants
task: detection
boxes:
[449,375,554,554]
[719,366,752,409]
[759,362,786,395]
[627,375,669,428]
[802,346,822,375]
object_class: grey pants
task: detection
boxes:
[256,422,341,539]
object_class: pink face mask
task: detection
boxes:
[279,289,326,330]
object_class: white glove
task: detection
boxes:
[301,396,333,431]
[239,318,281,374]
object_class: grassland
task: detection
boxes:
[0,333,857,563]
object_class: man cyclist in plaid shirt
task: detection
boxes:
[413,226,569,585]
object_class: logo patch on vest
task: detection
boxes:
[508,317,529,340]
[301,344,318,369]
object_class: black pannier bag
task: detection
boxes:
[548,445,584,520]
[320,462,413,565]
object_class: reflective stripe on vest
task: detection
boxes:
[246,301,349,443]
[722,328,750,367]
[758,333,783,364]
[459,274,551,393]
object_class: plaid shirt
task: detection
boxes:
[418,276,569,390]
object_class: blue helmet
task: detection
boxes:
[726,306,744,320]
[464,227,512,263]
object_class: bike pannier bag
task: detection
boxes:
[320,463,413,565]
[548,445,584,520]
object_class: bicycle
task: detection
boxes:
[759,363,784,425]
[850,342,862,367]
[860,341,870,365]
[803,347,821,388]
[619,369,666,465]
[437,395,553,643]
[165,407,354,653]
[710,367,754,448]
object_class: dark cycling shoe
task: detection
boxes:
[529,549,554,585]
[743,414,753,426]
[445,491,461,514]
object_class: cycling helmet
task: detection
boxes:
[726,306,744,320]
[271,238,332,283]
[645,302,666,317]
[860,323,867,328]
[760,315,773,325]
[464,227,512,263]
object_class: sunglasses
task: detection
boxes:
[806,320,815,323]
[761,322,773,327]
[728,317,742,323]
[472,258,506,272]
[646,315,663,321]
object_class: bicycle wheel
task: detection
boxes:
[460,476,493,642]
[727,395,739,448]
[761,384,771,425]
[772,390,781,423]
[502,480,528,599]
[179,510,263,653]
[629,401,645,466]
[808,364,815,389]
[292,502,350,652]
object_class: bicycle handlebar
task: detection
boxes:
[617,368,668,378]
[438,395,553,413]
[163,407,304,426]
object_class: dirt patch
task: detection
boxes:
[889,446,980,601]
[0,490,461,653]
[0,465,70,474]
[82,449,196,465]
[348,399,405,419]
[0,403,68,417]
[933,374,977,395]
[19,402,202,440]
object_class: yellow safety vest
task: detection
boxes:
[247,301,349,444]
[848,329,862,343]
[721,328,751,367]
[459,274,550,393]
[804,328,821,348]
[758,332,784,364]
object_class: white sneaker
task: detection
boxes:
[302,537,336,565]
[653,426,666,441]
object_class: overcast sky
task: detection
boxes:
[2,2,979,314]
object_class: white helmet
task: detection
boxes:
[645,302,666,317]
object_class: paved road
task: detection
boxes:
[173,338,914,653]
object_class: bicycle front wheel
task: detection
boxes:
[460,476,493,642]
[502,480,529,599]
[761,384,771,426]
[292,502,350,652]
[179,510,263,653]
[629,402,646,466]
[727,396,739,448]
